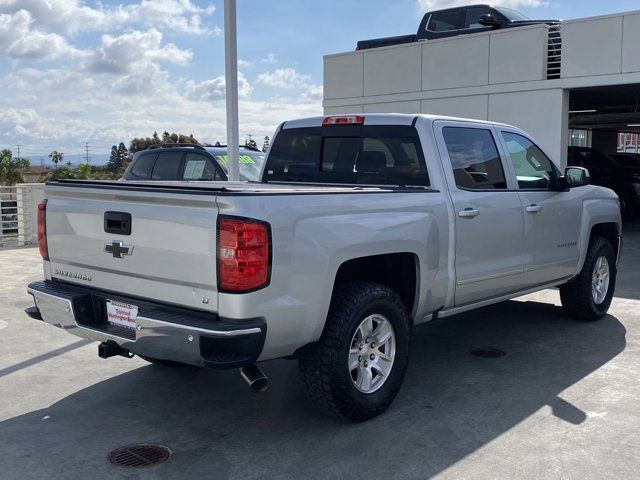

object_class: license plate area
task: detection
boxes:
[106,300,139,332]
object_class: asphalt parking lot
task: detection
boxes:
[1,223,639,480]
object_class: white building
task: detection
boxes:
[323,10,640,167]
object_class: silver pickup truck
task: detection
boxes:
[26,114,621,421]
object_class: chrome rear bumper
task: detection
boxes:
[26,280,266,368]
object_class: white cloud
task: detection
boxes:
[417,0,545,10]
[116,0,220,36]
[0,61,322,155]
[299,84,323,102]
[0,0,108,35]
[89,29,192,75]
[0,3,320,156]
[0,10,81,60]
[257,68,312,89]
[0,0,219,36]
[185,73,253,101]
[238,59,254,67]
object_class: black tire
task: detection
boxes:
[560,236,616,321]
[139,356,193,368]
[298,281,411,422]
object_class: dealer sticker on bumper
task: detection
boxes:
[106,300,138,330]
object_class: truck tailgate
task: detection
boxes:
[44,183,219,311]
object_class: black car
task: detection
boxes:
[568,146,640,213]
[609,152,640,169]
[122,144,266,182]
[357,4,559,50]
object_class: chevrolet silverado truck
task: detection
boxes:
[357,4,559,50]
[26,114,621,422]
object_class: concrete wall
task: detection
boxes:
[324,24,549,101]
[324,10,640,168]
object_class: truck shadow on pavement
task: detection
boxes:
[0,299,626,480]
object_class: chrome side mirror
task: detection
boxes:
[564,166,590,188]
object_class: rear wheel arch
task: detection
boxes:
[331,253,419,321]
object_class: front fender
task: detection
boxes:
[574,192,622,277]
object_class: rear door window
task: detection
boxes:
[126,153,157,180]
[265,125,429,186]
[183,153,222,180]
[151,151,183,180]
[442,127,507,190]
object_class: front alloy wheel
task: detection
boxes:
[560,236,616,321]
[591,256,610,305]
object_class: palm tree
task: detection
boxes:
[49,151,64,170]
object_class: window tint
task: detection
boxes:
[183,153,221,180]
[265,126,429,186]
[443,127,507,190]
[464,6,493,28]
[502,132,557,190]
[428,10,464,32]
[127,153,156,180]
[214,151,266,182]
[151,151,183,180]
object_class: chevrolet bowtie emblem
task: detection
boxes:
[104,240,134,259]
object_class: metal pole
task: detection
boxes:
[224,0,240,182]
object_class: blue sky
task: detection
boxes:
[1,0,639,163]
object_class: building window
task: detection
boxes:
[569,129,589,148]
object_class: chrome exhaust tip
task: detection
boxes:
[240,364,268,393]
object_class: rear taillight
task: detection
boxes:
[37,199,49,260]
[217,216,271,293]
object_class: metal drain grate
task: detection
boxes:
[108,444,171,468]
[470,348,506,358]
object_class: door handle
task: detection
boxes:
[458,208,480,219]
[526,204,543,214]
[104,211,132,235]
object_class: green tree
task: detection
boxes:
[108,145,119,169]
[0,149,30,185]
[49,151,64,170]
[129,132,200,153]
[74,163,92,179]
[43,165,74,181]
[106,142,130,174]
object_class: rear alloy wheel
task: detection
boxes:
[299,281,410,422]
[560,237,616,321]
[348,314,396,394]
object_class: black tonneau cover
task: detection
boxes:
[49,179,429,196]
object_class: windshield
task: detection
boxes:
[208,150,266,182]
[494,7,530,22]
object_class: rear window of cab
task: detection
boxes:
[264,125,429,186]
